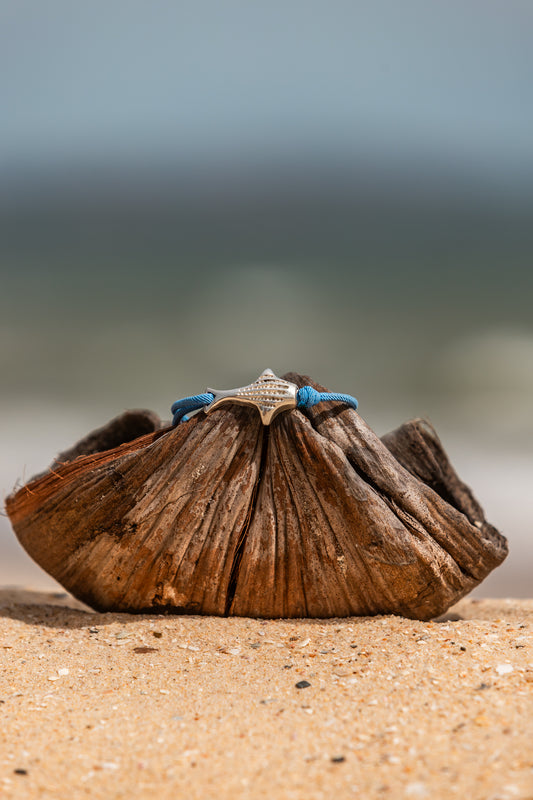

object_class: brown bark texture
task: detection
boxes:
[5,373,507,619]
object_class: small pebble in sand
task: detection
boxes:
[405,782,428,798]
[295,680,311,689]
[495,664,514,675]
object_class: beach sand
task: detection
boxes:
[1,591,532,800]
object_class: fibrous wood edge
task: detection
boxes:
[53,409,163,468]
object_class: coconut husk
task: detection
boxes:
[5,373,507,619]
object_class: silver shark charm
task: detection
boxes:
[205,369,298,425]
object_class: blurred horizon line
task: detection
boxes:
[2,149,532,266]
[3,145,533,200]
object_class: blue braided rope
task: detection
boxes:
[171,392,214,426]
[296,386,358,411]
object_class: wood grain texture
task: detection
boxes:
[283,373,508,618]
[8,407,263,613]
[5,373,508,619]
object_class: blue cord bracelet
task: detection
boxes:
[171,370,357,427]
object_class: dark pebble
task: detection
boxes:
[295,680,311,689]
[152,631,163,639]
[331,756,346,763]
[475,682,491,691]
[133,646,159,654]
[14,769,28,776]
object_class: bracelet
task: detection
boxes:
[171,369,358,427]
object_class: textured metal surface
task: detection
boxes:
[205,369,298,425]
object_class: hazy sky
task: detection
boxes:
[1,0,533,180]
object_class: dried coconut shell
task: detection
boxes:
[5,372,507,619]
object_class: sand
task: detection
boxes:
[1,592,532,800]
